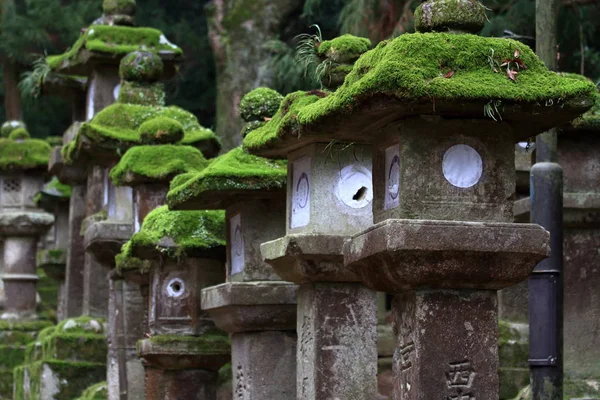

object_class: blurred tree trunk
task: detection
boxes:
[2,56,22,120]
[206,0,302,152]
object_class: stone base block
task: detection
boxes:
[13,360,106,400]
[138,334,230,371]
[145,368,218,400]
[231,331,297,399]
[297,282,377,400]
[201,282,297,333]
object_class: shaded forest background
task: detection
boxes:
[1,0,599,148]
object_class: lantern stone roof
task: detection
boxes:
[116,205,225,265]
[243,32,596,157]
[0,135,52,172]
[34,177,72,210]
[46,25,182,76]
[110,145,209,186]
[571,89,600,131]
[167,146,287,210]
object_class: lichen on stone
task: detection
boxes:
[110,144,209,186]
[118,80,165,106]
[119,205,225,259]
[46,25,182,73]
[167,147,286,208]
[414,0,488,33]
[119,51,163,82]
[239,87,284,123]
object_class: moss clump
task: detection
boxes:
[167,147,286,208]
[46,25,182,72]
[0,138,51,170]
[119,51,163,82]
[115,241,152,275]
[317,34,372,64]
[124,205,225,259]
[62,103,219,163]
[241,120,265,138]
[75,381,108,400]
[118,81,165,106]
[242,90,327,152]
[8,127,31,140]
[245,33,595,153]
[1,120,26,137]
[239,88,284,122]
[138,118,184,144]
[46,136,63,146]
[103,0,135,15]
[110,145,209,186]
[414,0,487,33]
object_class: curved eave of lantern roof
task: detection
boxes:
[243,32,596,159]
[109,145,210,187]
[61,104,220,167]
[124,205,226,261]
[40,73,88,99]
[0,211,55,237]
[0,138,52,173]
[167,147,287,211]
[46,24,182,78]
[563,90,600,133]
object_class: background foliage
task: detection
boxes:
[0,0,598,139]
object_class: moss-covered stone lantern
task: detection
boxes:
[168,131,298,397]
[279,0,600,398]
[34,177,71,321]
[119,206,230,398]
[105,122,210,400]
[511,87,600,399]
[243,38,379,399]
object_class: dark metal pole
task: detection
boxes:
[530,0,564,398]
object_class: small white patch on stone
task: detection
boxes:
[166,278,185,298]
[407,382,411,391]
[335,164,373,209]
[88,28,95,36]
[89,319,101,332]
[62,319,77,331]
[442,144,483,188]
[517,142,528,149]
[10,121,19,127]
[159,34,178,49]
[230,213,244,275]
[113,83,121,101]
[464,321,474,331]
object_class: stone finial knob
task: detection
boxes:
[239,88,284,123]
[103,0,136,16]
[414,0,487,34]
[1,120,27,138]
[138,117,184,145]
[119,51,164,83]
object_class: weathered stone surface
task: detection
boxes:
[231,331,297,399]
[372,117,515,224]
[1,237,39,319]
[133,184,167,233]
[201,282,297,333]
[391,290,498,399]
[296,283,377,400]
[138,336,230,371]
[261,234,357,283]
[149,257,224,335]
[0,212,54,236]
[285,143,373,235]
[64,184,86,318]
[226,199,285,282]
[344,219,550,293]
[145,368,218,400]
[84,220,132,266]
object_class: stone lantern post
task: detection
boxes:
[513,90,600,398]
[35,177,72,321]
[168,132,298,397]
[242,38,379,399]
[120,206,229,399]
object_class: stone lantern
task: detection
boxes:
[121,206,230,399]
[242,37,379,400]
[304,2,596,398]
[512,88,600,398]
[168,130,298,397]
[35,177,72,321]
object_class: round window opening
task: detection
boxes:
[167,278,185,298]
[442,144,483,189]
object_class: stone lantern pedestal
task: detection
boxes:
[168,144,299,399]
[123,206,229,399]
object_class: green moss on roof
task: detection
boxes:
[121,205,225,259]
[167,147,286,208]
[46,25,182,71]
[317,34,372,63]
[0,138,52,171]
[42,177,72,198]
[244,33,595,152]
[8,128,31,140]
[239,87,284,122]
[110,145,209,186]
[62,103,219,163]
[242,90,327,151]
